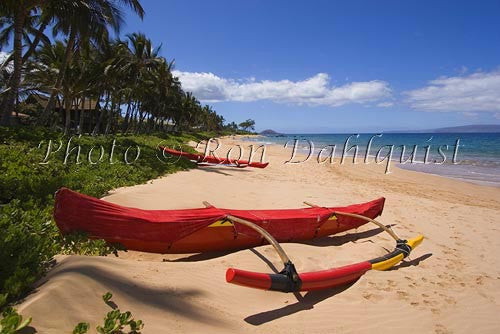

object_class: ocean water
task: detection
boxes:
[242,133,500,187]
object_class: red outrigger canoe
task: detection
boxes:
[54,188,385,253]
[160,147,269,168]
[53,188,423,292]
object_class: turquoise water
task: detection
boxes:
[243,133,500,187]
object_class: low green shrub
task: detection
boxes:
[0,126,202,306]
[74,292,144,334]
[0,201,57,299]
[0,292,143,334]
[0,307,32,334]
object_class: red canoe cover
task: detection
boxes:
[54,188,385,245]
[54,188,226,244]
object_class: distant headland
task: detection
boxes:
[260,129,282,135]
[390,124,500,133]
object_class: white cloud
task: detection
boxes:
[0,52,13,74]
[405,70,500,112]
[377,101,394,107]
[172,70,392,107]
[0,51,9,63]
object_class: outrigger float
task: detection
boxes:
[54,188,423,292]
[160,147,269,168]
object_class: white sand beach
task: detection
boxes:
[17,137,500,333]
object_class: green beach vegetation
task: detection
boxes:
[0,0,255,318]
[0,127,200,308]
[72,292,144,334]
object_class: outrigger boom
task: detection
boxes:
[53,188,423,292]
[222,201,424,292]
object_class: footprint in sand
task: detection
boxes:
[431,308,441,315]
[387,279,397,287]
[475,275,486,285]
[396,290,410,300]
[423,299,439,307]
[362,293,383,302]
[444,297,457,305]
[434,323,451,334]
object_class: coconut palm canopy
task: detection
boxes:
[0,0,239,135]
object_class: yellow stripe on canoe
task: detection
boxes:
[209,214,337,227]
[208,220,234,227]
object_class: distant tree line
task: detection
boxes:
[0,0,254,135]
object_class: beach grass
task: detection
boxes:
[0,126,209,306]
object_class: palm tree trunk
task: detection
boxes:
[50,96,62,129]
[0,16,48,121]
[105,99,116,135]
[127,103,139,133]
[122,98,132,133]
[135,110,146,134]
[78,97,85,134]
[147,115,154,133]
[128,108,139,131]
[92,93,110,136]
[112,96,123,134]
[39,28,77,125]
[63,96,72,135]
[1,10,26,126]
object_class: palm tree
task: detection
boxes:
[0,11,50,64]
[39,0,144,127]
[0,6,51,125]
[145,58,176,132]
[0,0,40,126]
[0,1,235,135]
[239,119,255,132]
[120,32,162,133]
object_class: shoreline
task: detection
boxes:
[16,136,500,333]
[236,135,500,188]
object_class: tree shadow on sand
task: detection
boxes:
[33,261,227,327]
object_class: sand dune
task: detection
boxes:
[17,137,500,333]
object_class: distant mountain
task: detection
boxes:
[432,124,500,133]
[260,129,281,135]
[388,124,500,133]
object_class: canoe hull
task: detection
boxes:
[54,188,385,254]
[161,147,269,168]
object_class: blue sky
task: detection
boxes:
[74,1,500,131]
